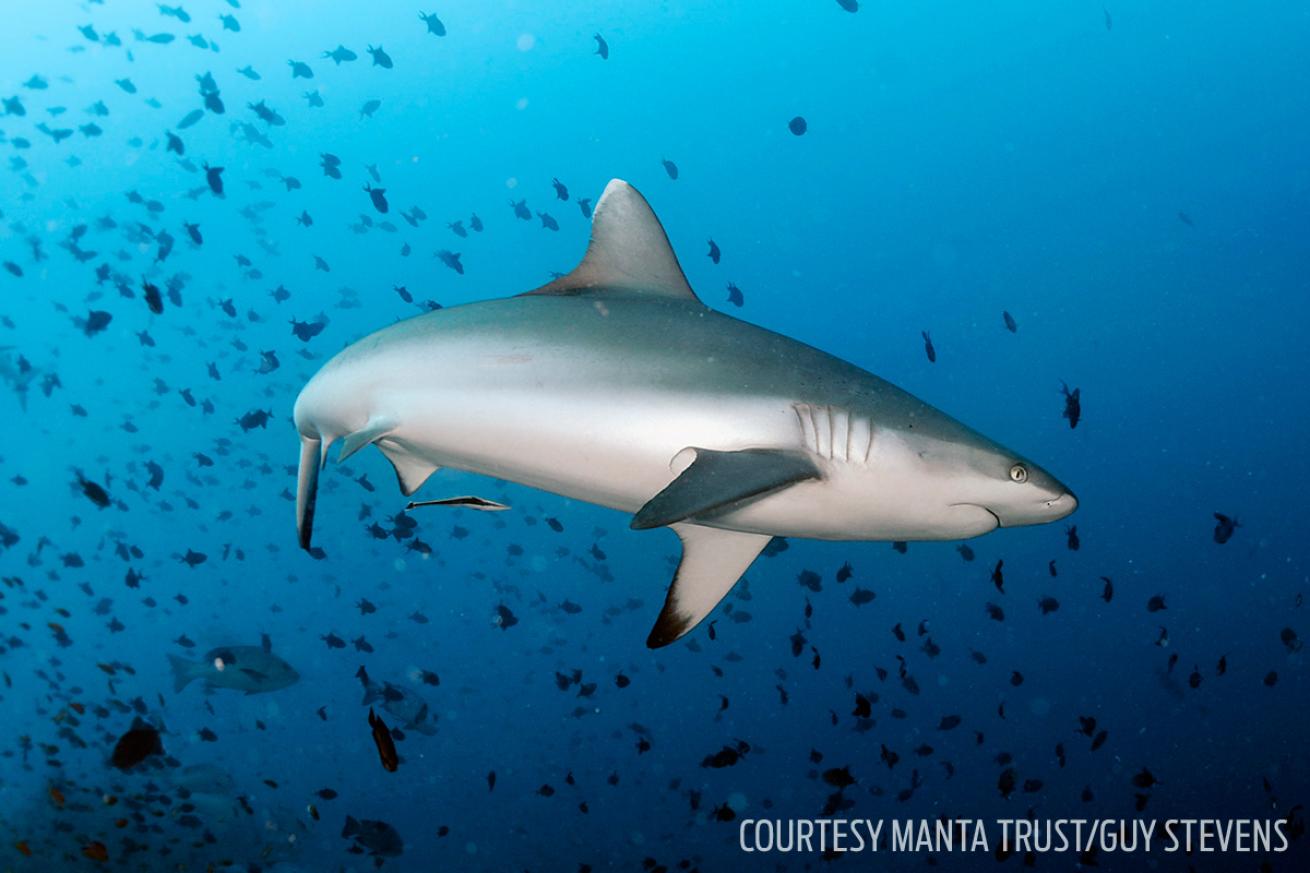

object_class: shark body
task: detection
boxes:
[294,179,1076,646]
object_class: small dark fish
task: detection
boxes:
[323,44,357,65]
[1147,594,1167,613]
[248,100,284,126]
[921,330,936,363]
[1212,513,1239,544]
[493,603,518,630]
[661,158,679,180]
[1066,525,1080,551]
[368,708,399,772]
[956,544,975,562]
[202,163,224,196]
[849,587,875,606]
[111,717,163,769]
[141,279,165,314]
[1177,210,1194,227]
[364,184,389,214]
[726,283,744,307]
[1003,310,1017,333]
[551,177,569,200]
[593,33,609,60]
[1060,381,1081,429]
[436,250,463,275]
[420,11,446,36]
[1100,576,1114,603]
[76,472,111,508]
[368,45,394,69]
[341,815,404,858]
[991,559,1004,593]
[237,409,271,431]
[788,116,807,136]
[1103,8,1113,30]
[836,561,853,583]
[707,239,721,263]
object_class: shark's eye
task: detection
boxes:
[1009,464,1028,483]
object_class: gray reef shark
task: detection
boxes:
[294,179,1077,647]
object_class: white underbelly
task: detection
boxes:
[389,387,802,514]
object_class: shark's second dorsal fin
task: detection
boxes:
[523,179,699,302]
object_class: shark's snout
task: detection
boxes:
[990,489,1077,528]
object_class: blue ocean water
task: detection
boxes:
[1,1,1307,870]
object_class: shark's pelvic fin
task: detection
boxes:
[631,447,822,530]
[523,179,700,302]
[647,523,772,648]
[296,434,321,549]
[339,416,396,462]
[375,442,439,496]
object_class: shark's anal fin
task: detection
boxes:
[630,447,821,530]
[339,416,396,462]
[522,180,699,302]
[296,435,321,550]
[647,523,772,648]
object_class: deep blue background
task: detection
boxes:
[0,1,1307,870]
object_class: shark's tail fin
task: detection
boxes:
[295,434,321,550]
[168,654,198,693]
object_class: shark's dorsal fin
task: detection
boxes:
[646,523,772,648]
[523,179,699,302]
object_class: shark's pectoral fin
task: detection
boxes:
[296,435,321,549]
[521,179,700,302]
[647,523,772,648]
[338,416,396,462]
[375,442,439,497]
[631,447,821,530]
